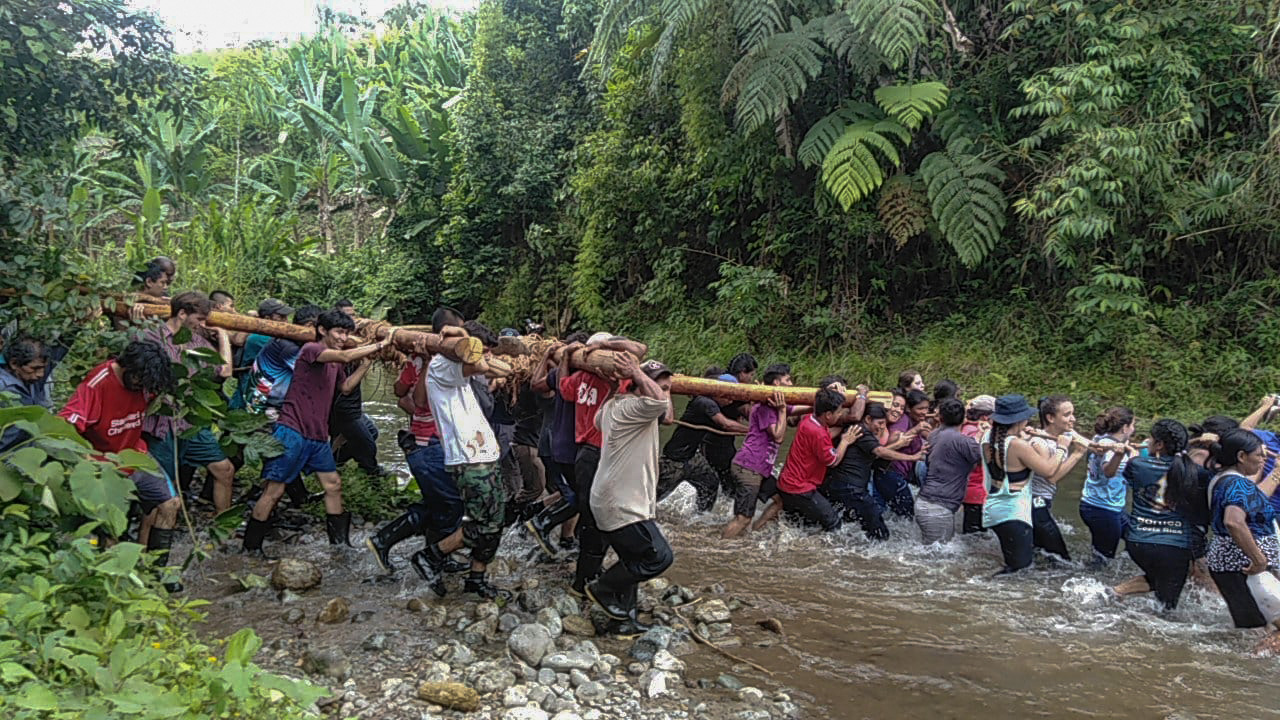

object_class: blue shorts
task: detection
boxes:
[262,424,337,484]
[146,428,227,482]
[131,469,176,513]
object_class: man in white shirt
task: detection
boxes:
[584,355,675,635]
[410,307,510,600]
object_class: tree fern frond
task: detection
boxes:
[647,0,718,91]
[932,103,983,144]
[821,118,910,210]
[722,19,826,134]
[821,10,884,80]
[796,102,877,167]
[920,138,1008,267]
[874,81,949,131]
[846,0,939,70]
[732,0,788,53]
[586,0,657,79]
[877,174,929,247]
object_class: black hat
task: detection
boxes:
[641,360,672,381]
[992,394,1035,424]
[865,402,887,419]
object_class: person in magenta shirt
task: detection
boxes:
[774,388,860,532]
[722,363,793,538]
[961,395,995,533]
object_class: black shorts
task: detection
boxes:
[778,490,841,532]
[1126,540,1191,610]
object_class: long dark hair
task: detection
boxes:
[1093,406,1134,436]
[1211,428,1262,471]
[985,421,1015,485]
[1038,394,1071,428]
[1148,419,1198,512]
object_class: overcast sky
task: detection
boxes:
[131,0,478,52]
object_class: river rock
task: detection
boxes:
[561,615,595,637]
[541,652,595,672]
[422,660,452,684]
[472,666,517,694]
[350,609,376,624]
[568,669,590,688]
[504,708,550,720]
[417,682,480,712]
[627,662,648,676]
[738,687,765,703]
[646,578,670,593]
[776,701,800,717]
[552,595,580,617]
[735,712,771,720]
[538,668,557,686]
[301,647,351,681]
[271,558,322,591]
[693,599,731,625]
[520,588,551,613]
[629,627,678,661]
[574,681,608,702]
[281,607,305,624]
[640,669,670,699]
[537,607,563,637]
[499,612,523,633]
[423,605,448,628]
[651,649,685,674]
[509,624,556,667]
[360,631,391,652]
[503,686,530,707]
[550,713,583,720]
[435,641,474,666]
[705,622,733,638]
[476,601,501,619]
[317,597,351,624]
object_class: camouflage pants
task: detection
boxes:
[656,452,720,512]
[453,462,506,562]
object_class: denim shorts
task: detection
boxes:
[262,424,337,483]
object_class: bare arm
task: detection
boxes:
[767,394,787,443]
[873,446,923,463]
[412,358,430,409]
[594,338,648,359]
[1224,506,1270,574]
[397,392,415,415]
[710,412,749,433]
[1010,438,1077,479]
[530,345,557,394]
[1241,395,1275,431]
[213,329,233,378]
[315,329,396,365]
[340,358,373,395]
[1101,447,1130,479]
[463,358,490,378]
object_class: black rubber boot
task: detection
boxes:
[365,509,422,573]
[241,517,274,558]
[524,498,575,557]
[284,480,311,507]
[443,554,471,574]
[147,527,183,593]
[410,543,448,598]
[463,572,513,602]
[326,511,353,547]
[607,614,655,638]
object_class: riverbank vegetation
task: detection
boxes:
[5,0,1280,415]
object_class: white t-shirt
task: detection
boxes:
[426,354,499,467]
[590,394,669,532]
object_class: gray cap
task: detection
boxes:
[641,360,672,381]
[258,298,294,318]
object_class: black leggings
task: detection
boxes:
[778,490,842,532]
[991,520,1033,573]
[962,503,985,534]
[1210,570,1271,628]
[1126,540,1191,610]
[1032,501,1071,561]
[573,444,606,586]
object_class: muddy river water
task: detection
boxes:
[352,373,1280,718]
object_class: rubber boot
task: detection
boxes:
[365,508,424,573]
[241,517,274,558]
[147,527,183,593]
[586,562,641,620]
[524,498,575,557]
[410,543,448,598]
[326,511,353,547]
[502,501,520,529]
[464,571,513,602]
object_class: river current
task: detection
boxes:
[356,372,1280,719]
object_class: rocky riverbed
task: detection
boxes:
[191,528,803,720]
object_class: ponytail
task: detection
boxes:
[986,421,1012,485]
[1093,406,1134,437]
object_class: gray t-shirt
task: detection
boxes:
[1029,435,1059,500]
[590,394,669,532]
[919,425,982,511]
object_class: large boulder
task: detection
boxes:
[271,558,321,591]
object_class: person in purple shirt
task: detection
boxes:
[722,363,793,538]
[875,389,931,520]
[241,311,398,557]
[525,332,590,556]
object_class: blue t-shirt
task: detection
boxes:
[242,338,301,413]
[1123,456,1191,548]
[1081,436,1129,511]
[1252,429,1280,514]
[1210,472,1278,539]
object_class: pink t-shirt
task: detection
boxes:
[961,420,986,504]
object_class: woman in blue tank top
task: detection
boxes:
[982,395,1086,574]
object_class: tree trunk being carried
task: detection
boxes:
[554,346,893,408]
[114,302,483,364]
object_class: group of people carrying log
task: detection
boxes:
[4,257,1280,644]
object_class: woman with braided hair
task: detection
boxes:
[1113,419,1210,611]
[981,395,1086,574]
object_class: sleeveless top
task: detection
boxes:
[982,434,1033,527]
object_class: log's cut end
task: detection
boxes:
[457,336,484,365]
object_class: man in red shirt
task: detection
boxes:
[555,332,647,596]
[241,311,398,556]
[775,388,860,532]
[60,340,181,587]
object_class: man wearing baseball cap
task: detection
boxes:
[585,355,675,634]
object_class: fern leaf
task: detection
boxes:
[648,0,718,91]
[932,103,983,144]
[821,119,910,210]
[847,0,939,70]
[732,0,788,53]
[877,175,929,247]
[796,102,876,168]
[722,19,826,134]
[821,10,884,80]
[874,81,949,131]
[587,0,655,79]
[919,138,1008,267]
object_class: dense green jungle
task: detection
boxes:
[4,1,1280,713]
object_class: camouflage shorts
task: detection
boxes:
[452,462,506,537]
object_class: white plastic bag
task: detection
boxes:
[1247,570,1280,625]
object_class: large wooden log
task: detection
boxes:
[114,302,483,364]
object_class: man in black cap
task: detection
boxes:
[584,355,675,635]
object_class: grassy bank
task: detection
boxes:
[634,308,1280,430]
